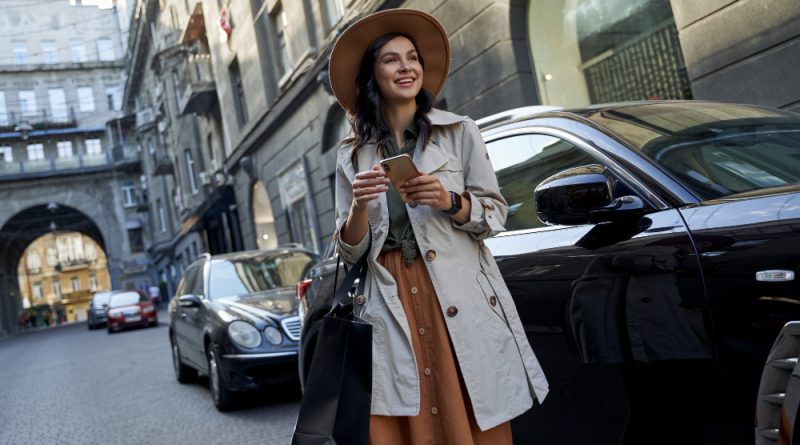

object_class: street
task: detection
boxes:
[0,313,301,445]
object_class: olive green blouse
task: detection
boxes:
[381,122,419,267]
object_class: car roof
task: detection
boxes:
[205,247,314,263]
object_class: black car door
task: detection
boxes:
[482,124,711,444]
[174,263,206,368]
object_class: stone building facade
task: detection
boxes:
[0,0,146,335]
[198,0,799,257]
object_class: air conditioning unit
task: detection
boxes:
[198,171,212,186]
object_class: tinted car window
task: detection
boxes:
[486,134,598,230]
[177,263,201,297]
[109,291,142,307]
[208,252,315,300]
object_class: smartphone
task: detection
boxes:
[379,154,420,203]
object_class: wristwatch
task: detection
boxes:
[442,191,463,215]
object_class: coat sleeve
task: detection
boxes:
[334,151,369,266]
[451,119,508,240]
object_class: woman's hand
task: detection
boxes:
[400,173,450,211]
[351,165,390,212]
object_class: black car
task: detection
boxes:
[86,290,113,329]
[298,101,800,444]
[169,247,317,411]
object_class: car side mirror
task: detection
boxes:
[178,294,202,308]
[534,164,644,225]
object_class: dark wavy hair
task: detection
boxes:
[349,33,435,166]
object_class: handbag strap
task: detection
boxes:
[328,231,371,316]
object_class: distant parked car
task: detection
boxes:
[106,290,158,333]
[299,101,800,444]
[168,248,318,411]
[86,290,113,329]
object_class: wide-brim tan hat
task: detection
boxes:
[329,8,451,115]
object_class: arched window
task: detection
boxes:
[527,0,691,107]
[252,181,278,250]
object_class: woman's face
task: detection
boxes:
[373,36,423,106]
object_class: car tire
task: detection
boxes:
[87,321,94,330]
[207,345,235,412]
[171,335,196,384]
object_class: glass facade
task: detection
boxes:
[528,0,691,107]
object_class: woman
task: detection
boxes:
[329,9,549,444]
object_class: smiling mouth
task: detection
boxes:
[395,78,416,86]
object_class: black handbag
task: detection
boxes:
[291,246,372,445]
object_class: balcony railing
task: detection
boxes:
[0,146,140,179]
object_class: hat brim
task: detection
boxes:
[329,9,450,115]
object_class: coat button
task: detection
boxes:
[425,250,436,261]
[431,407,439,415]
[418,327,425,335]
[489,296,497,307]
[356,295,367,305]
[424,367,431,376]
[446,306,458,317]
[410,286,418,295]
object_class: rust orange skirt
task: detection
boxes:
[370,250,512,445]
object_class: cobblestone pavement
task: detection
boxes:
[0,313,301,445]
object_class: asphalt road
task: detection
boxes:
[0,312,301,445]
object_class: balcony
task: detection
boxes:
[0,146,141,180]
[152,151,174,176]
[0,108,78,133]
[135,107,156,130]
[180,80,217,115]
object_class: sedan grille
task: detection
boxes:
[281,316,301,341]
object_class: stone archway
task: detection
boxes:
[0,203,119,335]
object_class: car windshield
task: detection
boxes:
[582,102,800,200]
[92,291,113,307]
[108,291,141,307]
[207,251,316,300]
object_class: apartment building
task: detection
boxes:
[0,0,146,336]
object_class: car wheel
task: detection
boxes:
[207,345,235,411]
[87,321,94,330]
[171,336,196,384]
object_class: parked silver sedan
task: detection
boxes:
[86,290,113,330]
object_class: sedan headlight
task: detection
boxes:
[228,321,262,348]
[264,326,283,345]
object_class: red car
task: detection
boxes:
[106,290,158,333]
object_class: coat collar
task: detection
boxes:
[338,108,466,180]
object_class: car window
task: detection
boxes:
[177,263,201,297]
[208,252,316,300]
[486,133,601,231]
[108,291,141,307]
[647,128,800,200]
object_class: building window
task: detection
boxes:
[185,150,198,194]
[96,38,114,61]
[157,199,167,232]
[171,70,182,111]
[42,40,59,64]
[278,161,318,252]
[57,141,73,158]
[270,3,292,78]
[85,138,102,156]
[19,90,38,117]
[71,276,80,292]
[52,280,61,298]
[70,39,87,62]
[321,0,344,31]
[105,86,121,111]
[27,144,45,161]
[128,227,144,253]
[252,181,278,250]
[48,89,69,122]
[12,41,28,65]
[77,87,95,112]
[0,146,12,163]
[228,59,248,127]
[122,182,138,207]
[89,274,98,290]
[0,91,7,126]
[32,282,43,300]
[27,251,41,272]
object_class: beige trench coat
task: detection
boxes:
[334,108,549,431]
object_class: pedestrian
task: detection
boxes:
[329,9,549,444]
[149,284,161,309]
